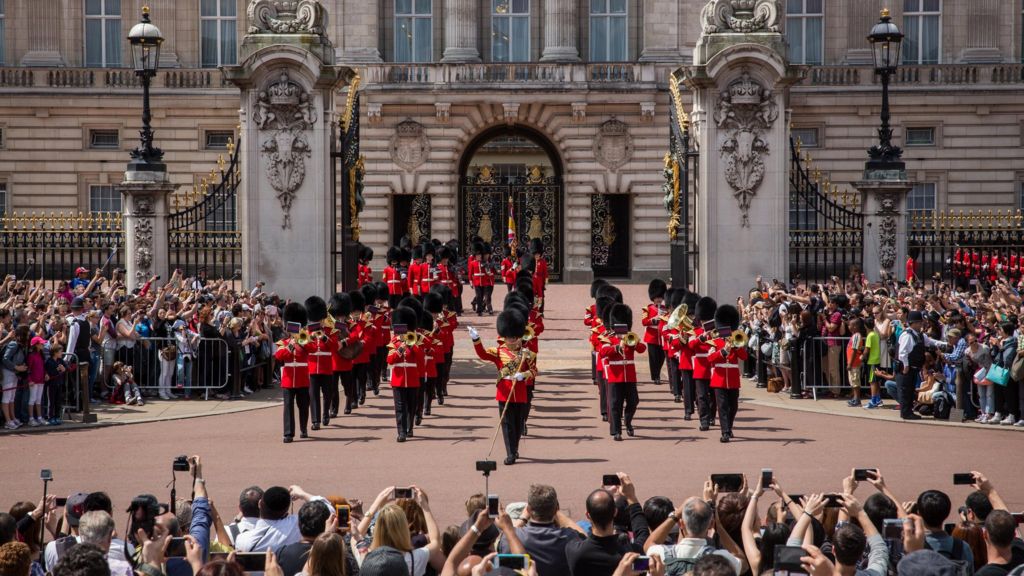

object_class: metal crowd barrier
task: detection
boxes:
[104,337,231,399]
[799,335,855,400]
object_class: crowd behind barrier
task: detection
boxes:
[2,460,1023,576]
[1,267,282,430]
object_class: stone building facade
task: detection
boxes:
[0,0,1022,281]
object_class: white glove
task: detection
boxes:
[514,372,527,381]
[468,327,480,341]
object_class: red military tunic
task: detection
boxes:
[584,304,597,328]
[420,262,437,293]
[383,266,405,296]
[500,258,517,284]
[533,256,548,298]
[473,340,537,403]
[331,324,358,373]
[641,304,662,345]
[688,326,714,380]
[468,257,483,288]
[677,330,695,371]
[305,331,337,376]
[421,332,441,378]
[358,263,372,287]
[707,340,749,390]
[598,337,647,383]
[386,337,424,388]
[437,263,459,298]
[354,315,376,364]
[408,259,422,296]
[275,341,310,389]
[480,259,496,287]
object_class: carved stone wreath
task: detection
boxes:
[714,70,778,227]
[253,70,317,229]
[594,119,634,171]
[389,120,430,171]
[247,0,326,35]
[700,0,782,34]
[878,215,898,271]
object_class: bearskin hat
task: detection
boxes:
[349,290,366,312]
[400,248,412,263]
[520,255,536,274]
[398,296,424,322]
[597,284,623,304]
[714,304,741,331]
[505,300,530,319]
[392,306,418,333]
[530,238,544,255]
[304,296,328,323]
[328,292,352,318]
[496,309,527,339]
[682,291,701,313]
[429,284,452,308]
[445,241,460,261]
[360,283,377,306]
[648,279,667,301]
[412,245,424,260]
[590,278,609,299]
[422,242,435,257]
[374,282,389,302]
[359,244,373,262]
[515,269,534,283]
[387,246,402,264]
[422,291,444,315]
[437,246,451,262]
[596,296,616,326]
[419,310,434,331]
[663,288,678,309]
[608,303,633,331]
[695,296,717,322]
[472,242,485,256]
[505,291,529,309]
[283,302,307,326]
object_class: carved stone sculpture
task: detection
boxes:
[247,0,326,35]
[875,190,900,271]
[134,218,154,286]
[700,0,782,34]
[714,71,778,226]
[252,70,317,229]
[594,119,634,171]
[389,120,430,171]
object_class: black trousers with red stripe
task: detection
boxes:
[309,374,333,425]
[648,343,665,382]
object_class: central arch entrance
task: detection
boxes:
[458,125,563,281]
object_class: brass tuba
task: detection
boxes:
[666,304,694,332]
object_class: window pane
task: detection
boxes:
[511,16,529,61]
[0,0,6,13]
[396,0,411,15]
[105,18,121,66]
[609,0,626,13]
[395,17,412,61]
[785,17,804,62]
[591,0,606,13]
[806,0,822,13]
[413,17,431,61]
[200,19,219,67]
[804,16,822,64]
[609,15,626,60]
[921,14,939,63]
[922,0,940,11]
[493,0,508,13]
[903,0,917,11]
[0,19,6,65]
[512,0,528,13]
[85,19,103,67]
[86,0,102,16]
[492,17,510,61]
[414,0,430,15]
[200,0,217,17]
[106,0,120,15]
[787,0,802,13]
[220,0,236,17]
[220,20,237,65]
[902,16,919,63]
[590,16,607,61]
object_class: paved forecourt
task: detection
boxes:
[2,284,1021,527]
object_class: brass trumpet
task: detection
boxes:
[323,314,336,330]
[523,325,536,341]
[666,304,694,332]
[621,331,640,347]
[727,329,749,349]
[293,329,311,347]
[401,331,419,346]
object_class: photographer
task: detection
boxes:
[234,485,330,553]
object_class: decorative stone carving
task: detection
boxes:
[503,102,520,124]
[571,102,587,123]
[594,118,634,171]
[640,102,656,121]
[878,215,898,271]
[714,71,778,226]
[134,218,154,286]
[134,196,154,216]
[247,0,326,35]
[435,103,451,123]
[389,119,430,171]
[366,102,383,124]
[700,0,782,34]
[253,70,317,229]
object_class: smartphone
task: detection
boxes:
[632,556,651,572]
[773,545,807,571]
[494,554,530,570]
[761,468,773,487]
[602,474,621,486]
[40,469,53,481]
[335,504,350,528]
[166,537,187,558]
[854,468,878,482]
[55,497,68,507]
[953,473,975,485]
[233,552,267,572]
[487,495,500,519]
[883,518,904,540]
[788,494,804,507]
[711,474,744,493]
[1012,513,1024,525]
[394,487,413,499]
[944,523,956,536]
[823,494,843,508]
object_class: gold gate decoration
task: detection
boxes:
[406,193,432,246]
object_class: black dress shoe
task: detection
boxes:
[359,397,366,405]
[601,415,608,422]
[397,435,406,443]
[323,417,330,426]
[514,452,519,459]
[726,431,733,438]
[437,396,444,405]
[424,408,431,416]
[699,424,709,432]
[300,431,309,439]
[329,410,339,418]
[415,415,423,425]
[504,456,516,465]
[684,414,693,421]
[674,395,683,403]
[283,437,293,443]
[344,408,352,415]
[626,426,635,437]
[613,434,623,441]
[311,423,320,431]
[407,428,414,437]
[720,434,730,443]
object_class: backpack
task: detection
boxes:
[929,537,971,576]
[662,544,715,576]
[932,392,953,420]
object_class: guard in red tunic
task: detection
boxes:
[372,282,391,386]
[357,245,374,287]
[304,296,336,431]
[592,296,616,422]
[599,304,647,441]
[469,309,537,465]
[677,291,701,419]
[480,243,496,314]
[530,239,548,312]
[642,279,667,385]
[274,302,311,443]
[500,252,519,291]
[707,304,748,443]
[328,292,357,417]
[419,243,438,294]
[661,289,681,402]
[386,306,424,442]
[382,247,405,309]
[467,242,485,315]
[408,246,423,297]
[688,296,718,432]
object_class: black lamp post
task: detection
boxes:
[127,6,165,173]
[866,8,904,172]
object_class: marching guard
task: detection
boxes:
[707,304,747,443]
[598,304,647,441]
[304,296,336,430]
[275,302,311,443]
[386,306,424,442]
[642,279,667,385]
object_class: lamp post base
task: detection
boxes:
[126,158,167,174]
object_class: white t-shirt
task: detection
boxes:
[405,548,430,576]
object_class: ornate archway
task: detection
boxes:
[458,125,564,281]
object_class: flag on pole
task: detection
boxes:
[507,195,517,255]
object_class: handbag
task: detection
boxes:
[1011,354,1024,383]
[986,364,1010,387]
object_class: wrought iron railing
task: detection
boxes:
[0,212,124,287]
[908,209,1024,286]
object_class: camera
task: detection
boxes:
[632,556,650,572]
[393,487,413,499]
[854,468,878,482]
[172,456,191,472]
[953,473,974,485]
[883,518,904,540]
[602,474,621,486]
[475,460,497,473]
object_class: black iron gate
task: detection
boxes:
[591,193,630,278]
[667,75,699,289]
[459,166,562,281]
[392,193,432,247]
[332,76,362,290]
[168,138,241,280]
[788,137,864,285]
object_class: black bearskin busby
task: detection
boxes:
[596,296,616,326]
[648,279,667,301]
[422,291,444,315]
[590,278,609,299]
[437,246,451,262]
[515,270,533,284]
[419,310,434,331]
[695,296,717,323]
[429,284,452,308]
[472,242,485,257]
[360,284,377,306]
[328,292,352,318]
[412,245,424,260]
[422,242,435,258]
[399,248,412,264]
[387,246,401,265]
[398,296,424,322]
[359,245,374,263]
[505,300,530,320]
[283,302,307,327]
[392,306,419,333]
[373,282,389,303]
[597,284,623,304]
[530,238,544,255]
[304,296,328,323]
[608,303,633,331]
[683,292,701,315]
[496,309,527,339]
[349,290,366,312]
[714,304,741,331]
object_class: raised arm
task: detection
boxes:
[413,486,445,571]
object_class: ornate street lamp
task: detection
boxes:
[127,6,165,173]
[866,8,904,172]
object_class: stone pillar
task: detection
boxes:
[440,0,480,63]
[224,2,351,301]
[855,178,912,282]
[340,0,383,63]
[639,0,681,62]
[540,0,579,62]
[19,0,65,66]
[118,176,176,292]
[684,1,801,304]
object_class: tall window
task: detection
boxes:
[200,0,238,68]
[85,0,122,68]
[903,0,940,64]
[785,0,823,64]
[906,182,936,225]
[0,183,7,220]
[590,0,627,62]
[491,0,529,62]
[89,185,122,214]
[0,0,6,66]
[789,198,817,231]
[395,0,432,62]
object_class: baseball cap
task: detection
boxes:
[359,546,408,576]
[172,320,188,331]
[75,267,89,275]
[65,492,89,527]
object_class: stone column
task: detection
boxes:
[118,176,176,292]
[340,0,383,63]
[440,0,480,63]
[19,0,65,66]
[855,178,912,282]
[540,0,579,62]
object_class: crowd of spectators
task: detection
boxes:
[1,267,281,429]
[2,461,1022,576]
[736,273,1024,424]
